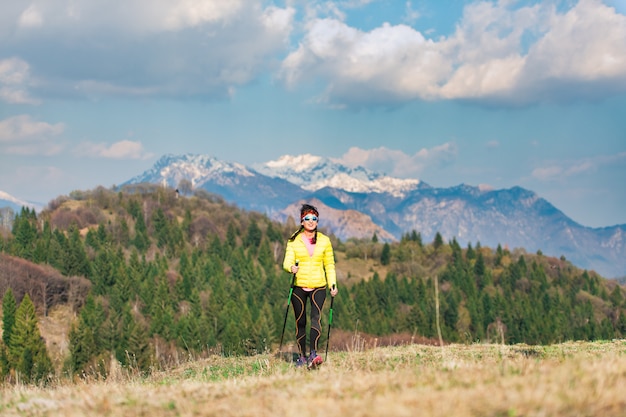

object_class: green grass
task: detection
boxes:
[1,340,625,416]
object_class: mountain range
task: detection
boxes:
[1,153,623,279]
[120,153,626,279]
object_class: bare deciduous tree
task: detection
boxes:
[0,254,91,315]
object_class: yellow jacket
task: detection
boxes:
[283,231,337,289]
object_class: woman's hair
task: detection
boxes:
[288,203,319,243]
[300,204,319,219]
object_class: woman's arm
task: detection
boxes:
[283,241,296,273]
[323,239,337,289]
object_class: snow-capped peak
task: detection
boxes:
[124,153,255,189]
[253,154,420,197]
[0,190,42,211]
[0,190,24,205]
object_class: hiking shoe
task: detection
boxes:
[295,356,307,368]
[307,350,323,369]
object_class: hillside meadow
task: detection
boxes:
[1,339,624,417]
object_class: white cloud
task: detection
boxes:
[404,1,421,25]
[0,57,40,104]
[160,0,244,31]
[0,115,64,155]
[18,4,43,28]
[515,0,626,101]
[281,19,447,102]
[0,115,63,141]
[531,165,565,181]
[1,0,295,99]
[531,152,626,181]
[535,0,625,80]
[336,143,457,177]
[7,0,247,34]
[2,0,624,106]
[74,140,153,160]
[261,6,295,37]
[280,0,626,107]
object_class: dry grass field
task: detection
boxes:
[1,340,625,417]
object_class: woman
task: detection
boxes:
[283,204,338,368]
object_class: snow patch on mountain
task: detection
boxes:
[0,190,42,212]
[0,190,26,205]
[254,154,420,197]
[125,153,255,188]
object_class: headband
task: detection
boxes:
[301,209,318,220]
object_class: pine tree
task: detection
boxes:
[85,228,100,250]
[133,211,149,252]
[226,221,238,250]
[433,232,444,251]
[411,230,422,247]
[53,229,70,271]
[380,242,391,265]
[333,286,357,331]
[2,289,17,348]
[1,289,18,379]
[65,225,91,278]
[495,244,504,266]
[176,289,205,352]
[265,221,283,243]
[118,217,130,247]
[66,294,106,375]
[67,321,97,374]
[244,219,262,255]
[178,251,193,299]
[251,303,276,354]
[92,247,116,295]
[33,220,52,264]
[12,207,38,259]
[257,238,275,272]
[610,285,624,307]
[466,242,476,260]
[149,275,176,340]
[9,294,53,383]
[126,319,153,374]
[152,207,170,249]
[96,222,108,246]
[474,250,486,279]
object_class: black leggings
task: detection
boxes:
[291,286,327,356]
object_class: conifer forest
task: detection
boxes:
[1,185,625,384]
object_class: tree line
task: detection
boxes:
[0,185,624,384]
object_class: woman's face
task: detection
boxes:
[301,213,318,232]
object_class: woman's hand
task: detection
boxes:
[330,286,338,297]
[290,264,299,274]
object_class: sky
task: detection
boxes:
[1,0,625,228]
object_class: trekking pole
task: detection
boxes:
[324,285,336,361]
[279,260,298,353]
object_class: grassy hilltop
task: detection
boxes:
[1,340,625,417]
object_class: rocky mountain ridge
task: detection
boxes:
[3,153,623,278]
[119,153,625,279]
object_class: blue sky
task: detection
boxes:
[1,0,625,228]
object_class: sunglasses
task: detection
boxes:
[302,215,318,222]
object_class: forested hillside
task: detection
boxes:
[1,184,625,384]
